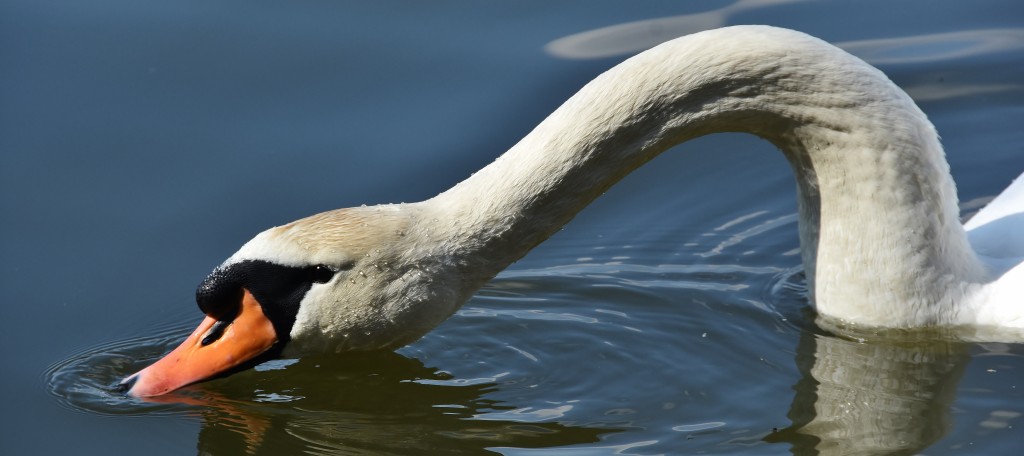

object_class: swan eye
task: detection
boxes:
[310,264,335,284]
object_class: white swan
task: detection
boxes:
[120,25,1024,397]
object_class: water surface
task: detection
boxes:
[3,1,1023,454]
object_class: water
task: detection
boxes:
[3,0,1023,454]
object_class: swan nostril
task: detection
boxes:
[200,320,231,346]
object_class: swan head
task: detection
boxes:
[120,203,466,397]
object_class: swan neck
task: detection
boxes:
[428,26,986,325]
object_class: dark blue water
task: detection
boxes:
[3,1,1023,454]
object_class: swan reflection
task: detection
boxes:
[167,303,984,455]
[768,326,970,455]
[163,351,616,454]
[96,279,1002,455]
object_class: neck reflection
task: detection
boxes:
[768,324,970,455]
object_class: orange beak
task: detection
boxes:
[120,289,278,397]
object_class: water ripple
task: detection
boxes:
[43,320,198,416]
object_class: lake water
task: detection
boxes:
[4,1,1024,454]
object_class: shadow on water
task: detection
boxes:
[47,331,617,455]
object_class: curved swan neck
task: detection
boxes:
[428,26,987,326]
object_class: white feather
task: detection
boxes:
[228,25,1023,352]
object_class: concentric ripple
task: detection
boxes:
[44,320,199,416]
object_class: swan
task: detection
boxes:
[120,25,1024,397]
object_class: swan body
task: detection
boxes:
[122,25,1023,397]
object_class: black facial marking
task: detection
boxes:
[196,268,244,321]
[195,260,339,345]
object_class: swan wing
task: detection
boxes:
[965,172,1024,260]
[965,172,1024,329]
[971,260,1024,331]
